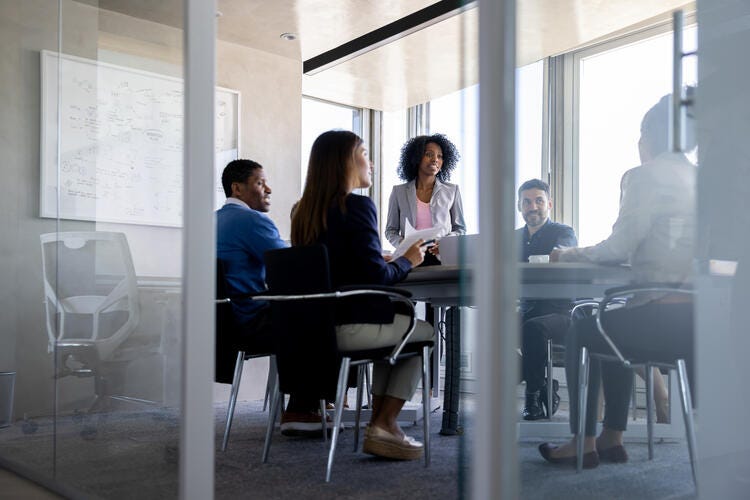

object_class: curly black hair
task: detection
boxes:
[397,133,460,182]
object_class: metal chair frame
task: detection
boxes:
[254,288,433,482]
[574,285,697,488]
[219,348,277,451]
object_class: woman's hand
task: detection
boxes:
[403,239,426,267]
[383,254,393,262]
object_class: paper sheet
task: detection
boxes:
[391,220,444,260]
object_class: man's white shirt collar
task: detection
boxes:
[225,197,250,210]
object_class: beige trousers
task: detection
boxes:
[336,315,434,401]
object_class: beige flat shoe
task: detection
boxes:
[362,425,424,460]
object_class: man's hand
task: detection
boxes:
[549,249,562,262]
[383,254,393,262]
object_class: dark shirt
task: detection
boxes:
[318,194,412,325]
[516,219,577,316]
[517,219,577,263]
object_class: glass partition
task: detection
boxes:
[1,0,186,496]
[0,0,61,483]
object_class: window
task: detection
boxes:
[515,61,545,227]
[574,25,697,246]
[300,97,362,191]
[379,108,408,249]
[428,85,479,234]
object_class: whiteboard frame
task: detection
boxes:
[39,50,240,227]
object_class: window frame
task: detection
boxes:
[300,94,366,192]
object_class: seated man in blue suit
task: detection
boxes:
[516,178,577,420]
[217,159,326,435]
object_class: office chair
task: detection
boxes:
[215,259,277,451]
[40,231,156,411]
[540,299,606,420]
[574,284,697,487]
[258,245,433,482]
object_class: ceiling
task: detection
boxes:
[91,0,695,111]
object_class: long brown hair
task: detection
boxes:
[291,130,362,246]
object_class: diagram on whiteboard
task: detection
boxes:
[40,50,240,227]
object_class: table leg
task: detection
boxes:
[440,306,462,435]
[431,306,441,399]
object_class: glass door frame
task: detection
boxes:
[181,0,217,498]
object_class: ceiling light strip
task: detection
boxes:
[303,0,477,75]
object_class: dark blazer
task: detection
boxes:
[318,194,412,324]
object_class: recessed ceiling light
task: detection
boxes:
[279,32,297,41]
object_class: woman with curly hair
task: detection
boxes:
[385,134,466,264]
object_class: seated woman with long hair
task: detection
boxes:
[291,130,434,460]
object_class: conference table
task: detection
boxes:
[398,262,643,437]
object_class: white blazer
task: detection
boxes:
[385,179,466,247]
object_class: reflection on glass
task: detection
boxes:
[578,26,697,246]
[0,0,186,496]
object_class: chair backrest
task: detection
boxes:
[39,231,140,360]
[264,244,332,294]
[264,245,339,401]
[215,259,240,384]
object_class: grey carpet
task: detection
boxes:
[0,400,696,499]
[0,402,462,499]
[519,439,696,499]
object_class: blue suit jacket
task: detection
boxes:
[216,202,287,324]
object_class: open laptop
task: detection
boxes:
[438,234,479,267]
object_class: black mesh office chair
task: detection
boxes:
[574,284,697,486]
[258,245,434,482]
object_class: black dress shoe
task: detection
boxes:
[540,379,561,418]
[522,390,545,420]
[538,442,599,469]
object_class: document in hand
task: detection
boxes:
[391,219,444,260]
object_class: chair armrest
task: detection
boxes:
[249,288,419,365]
[338,284,412,299]
[603,282,693,298]
[593,283,693,366]
[217,286,413,304]
[215,290,268,304]
[570,300,599,320]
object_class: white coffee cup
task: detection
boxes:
[528,254,550,264]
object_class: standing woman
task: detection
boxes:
[291,130,435,460]
[385,134,466,264]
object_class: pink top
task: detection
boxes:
[415,198,432,230]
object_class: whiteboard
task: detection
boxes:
[40,50,240,227]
